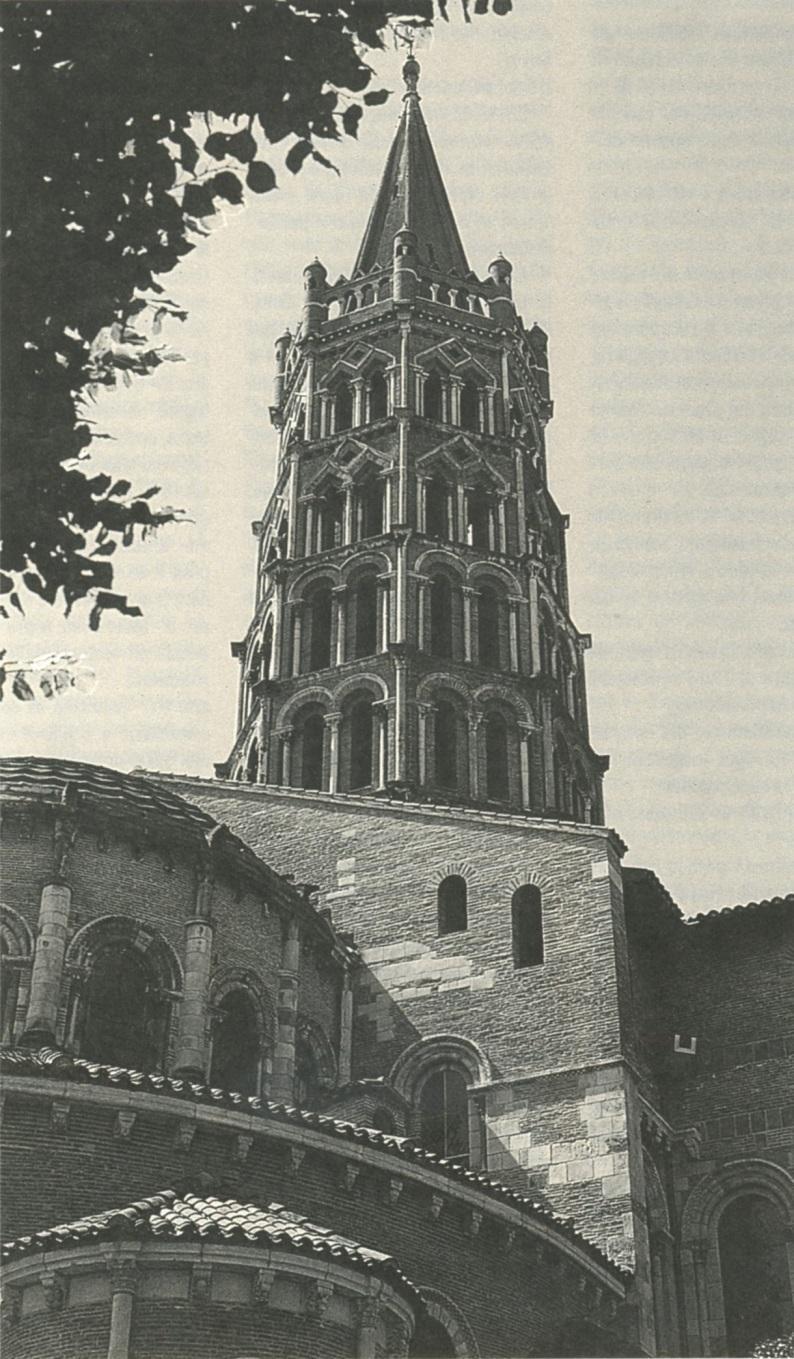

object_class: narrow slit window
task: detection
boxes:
[511,885,544,968]
[438,875,467,934]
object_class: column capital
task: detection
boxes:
[323,710,343,729]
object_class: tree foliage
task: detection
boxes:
[1,0,511,627]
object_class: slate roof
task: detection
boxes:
[0,1188,421,1300]
[0,1047,629,1283]
[353,58,470,277]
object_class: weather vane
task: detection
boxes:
[391,16,432,57]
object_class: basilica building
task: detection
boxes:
[1,57,792,1359]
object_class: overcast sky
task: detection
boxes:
[3,1,792,912]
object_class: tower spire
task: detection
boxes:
[353,59,469,277]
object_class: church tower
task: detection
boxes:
[220,54,608,826]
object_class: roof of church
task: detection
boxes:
[0,1047,629,1282]
[353,56,469,277]
[0,1188,420,1298]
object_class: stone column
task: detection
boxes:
[399,321,410,409]
[377,576,391,651]
[508,598,521,671]
[487,388,496,435]
[270,572,285,679]
[304,499,315,558]
[416,577,429,650]
[173,877,214,1081]
[286,449,300,558]
[514,449,527,554]
[304,352,316,440]
[462,587,476,663]
[449,377,462,425]
[383,475,393,532]
[280,727,294,787]
[332,586,347,666]
[325,712,342,795]
[527,568,542,675]
[356,1296,382,1359]
[352,377,365,426]
[416,476,426,532]
[456,484,466,542]
[394,651,407,784]
[23,881,72,1046]
[375,704,388,789]
[416,703,431,786]
[496,494,508,553]
[319,394,329,439]
[291,601,304,676]
[519,724,533,811]
[107,1256,139,1359]
[338,970,353,1086]
[487,503,497,553]
[468,712,482,800]
[343,481,355,544]
[271,917,300,1104]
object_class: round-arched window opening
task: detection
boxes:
[354,575,378,659]
[425,371,443,422]
[210,991,260,1097]
[419,1067,469,1164]
[719,1194,794,1357]
[429,575,453,658]
[460,379,479,432]
[300,709,325,790]
[81,945,168,1072]
[370,369,388,420]
[370,1106,396,1134]
[336,383,353,431]
[511,885,544,968]
[425,478,449,540]
[308,586,333,671]
[477,584,501,668]
[485,713,509,801]
[349,696,375,790]
[410,1314,457,1358]
[434,699,459,791]
[294,1038,319,1109]
[438,875,468,935]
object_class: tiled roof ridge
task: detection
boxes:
[0,1046,629,1282]
[0,1187,420,1301]
[144,768,630,857]
[687,892,794,926]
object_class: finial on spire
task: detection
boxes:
[402,54,420,97]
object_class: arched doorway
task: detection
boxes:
[719,1195,793,1356]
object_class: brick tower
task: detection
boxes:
[220,53,608,825]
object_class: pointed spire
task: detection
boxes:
[353,58,469,277]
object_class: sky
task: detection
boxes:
[3,2,792,913]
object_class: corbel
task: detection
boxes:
[288,1146,305,1175]
[191,1264,213,1306]
[503,1226,516,1252]
[40,1271,65,1313]
[113,1110,137,1141]
[428,1193,444,1221]
[174,1118,196,1152]
[233,1133,254,1164]
[51,1099,70,1134]
[253,1267,276,1307]
[340,1163,360,1194]
[387,1176,404,1206]
[467,1209,483,1238]
[307,1280,333,1320]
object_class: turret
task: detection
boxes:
[393,225,418,303]
[302,258,328,336]
[528,322,550,403]
[272,329,291,409]
[487,253,515,326]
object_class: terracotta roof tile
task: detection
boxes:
[1,1189,420,1300]
[0,1046,629,1281]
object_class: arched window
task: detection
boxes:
[425,478,449,539]
[419,1067,469,1164]
[370,369,388,420]
[321,487,344,551]
[358,477,383,539]
[294,1038,319,1108]
[0,937,20,1043]
[261,619,273,683]
[81,945,168,1071]
[719,1195,793,1357]
[370,1107,396,1134]
[308,586,332,670]
[485,713,509,801]
[466,488,491,550]
[434,699,458,790]
[410,1315,457,1359]
[335,383,353,431]
[245,741,259,784]
[349,696,375,790]
[300,709,325,790]
[429,575,453,657]
[437,875,467,935]
[424,370,443,422]
[477,584,501,667]
[210,990,260,1096]
[460,379,479,431]
[511,885,544,968]
[354,575,378,658]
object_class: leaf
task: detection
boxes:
[12,672,36,702]
[286,139,312,174]
[492,0,512,11]
[204,130,231,160]
[246,161,277,194]
[312,149,339,175]
[174,130,199,174]
[226,127,258,163]
[342,105,363,139]
[182,182,216,219]
[210,170,244,205]
[363,89,390,106]
[110,479,131,497]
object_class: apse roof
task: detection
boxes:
[353,56,469,277]
[0,1188,421,1301]
[0,1047,629,1282]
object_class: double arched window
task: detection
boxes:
[419,1067,470,1164]
[437,875,468,935]
[511,885,544,968]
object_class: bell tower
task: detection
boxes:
[220,56,608,824]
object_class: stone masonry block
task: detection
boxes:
[602,1171,631,1199]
